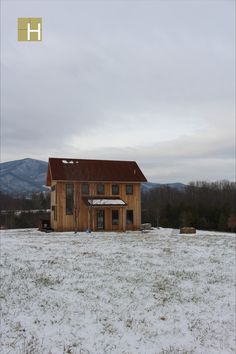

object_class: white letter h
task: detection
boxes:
[27,22,41,41]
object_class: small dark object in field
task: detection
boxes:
[38,219,53,232]
[180,227,196,234]
[160,316,167,320]
[140,223,152,231]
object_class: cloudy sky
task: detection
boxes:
[1,0,235,183]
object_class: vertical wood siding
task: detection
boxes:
[50,182,141,232]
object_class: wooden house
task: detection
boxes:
[46,158,147,232]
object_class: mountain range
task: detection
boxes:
[0,158,48,196]
[0,158,185,196]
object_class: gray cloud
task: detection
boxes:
[1,0,235,182]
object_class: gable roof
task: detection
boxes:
[47,158,147,185]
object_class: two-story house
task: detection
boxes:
[46,158,147,232]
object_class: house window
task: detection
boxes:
[112,184,119,195]
[126,184,133,195]
[66,184,74,215]
[82,183,89,195]
[97,183,105,195]
[112,210,119,225]
[97,210,105,230]
[126,210,133,225]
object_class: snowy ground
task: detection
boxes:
[0,228,235,354]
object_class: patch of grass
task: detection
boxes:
[76,288,85,293]
[34,275,62,287]
[23,335,42,354]
[152,278,173,292]
[209,257,221,264]
[47,259,59,265]
[63,345,75,353]
[152,277,183,304]
[185,295,202,304]
[159,347,194,354]
[162,247,172,254]
[169,270,198,281]
[102,323,117,334]
[125,319,133,328]
[207,274,227,284]
[8,332,43,354]
[14,321,25,332]
[187,318,211,345]
[80,252,96,257]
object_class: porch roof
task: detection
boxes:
[82,197,127,207]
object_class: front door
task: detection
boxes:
[97,210,105,230]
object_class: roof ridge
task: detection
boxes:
[49,157,136,163]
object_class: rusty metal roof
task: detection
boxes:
[47,158,147,185]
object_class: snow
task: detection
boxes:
[62,160,75,164]
[88,199,126,206]
[1,228,235,353]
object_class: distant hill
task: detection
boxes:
[0,158,186,196]
[0,158,48,196]
[141,182,186,193]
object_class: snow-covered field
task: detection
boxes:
[1,228,235,354]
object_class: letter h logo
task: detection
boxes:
[18,18,42,41]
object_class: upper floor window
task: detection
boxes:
[126,184,133,195]
[66,184,73,215]
[82,183,89,195]
[112,184,119,195]
[97,183,105,195]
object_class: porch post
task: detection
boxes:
[88,208,90,231]
[122,207,126,232]
[92,207,95,231]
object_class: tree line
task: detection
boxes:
[0,192,50,229]
[1,181,235,231]
[142,180,236,232]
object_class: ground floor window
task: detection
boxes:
[126,210,133,225]
[112,210,119,225]
[97,210,105,229]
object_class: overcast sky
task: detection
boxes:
[1,0,235,183]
